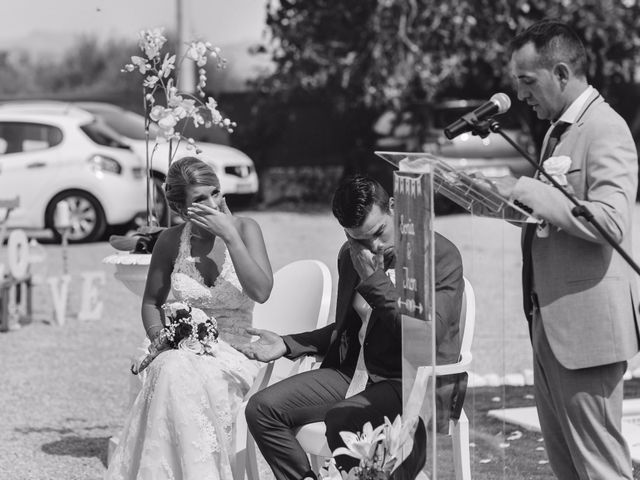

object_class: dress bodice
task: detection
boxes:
[170,222,254,343]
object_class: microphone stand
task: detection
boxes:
[474,119,640,277]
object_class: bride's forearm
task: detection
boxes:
[142,302,164,340]
[222,228,271,302]
[215,217,273,303]
[226,243,272,302]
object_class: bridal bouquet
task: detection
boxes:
[319,415,421,480]
[132,301,219,375]
[162,302,219,353]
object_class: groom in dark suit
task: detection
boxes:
[239,174,464,480]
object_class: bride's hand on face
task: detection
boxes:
[187,198,237,241]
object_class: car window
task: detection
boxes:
[0,122,63,154]
[87,108,159,140]
[80,120,131,149]
[80,104,232,146]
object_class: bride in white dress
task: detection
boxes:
[106,156,273,480]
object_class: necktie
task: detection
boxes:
[536,121,571,179]
[521,121,570,321]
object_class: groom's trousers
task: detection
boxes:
[245,367,403,480]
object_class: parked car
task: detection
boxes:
[74,102,259,219]
[0,101,260,222]
[0,107,146,242]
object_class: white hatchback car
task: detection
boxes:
[74,102,259,221]
[0,107,146,242]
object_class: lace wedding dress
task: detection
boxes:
[106,222,260,480]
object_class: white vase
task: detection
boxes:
[102,252,152,297]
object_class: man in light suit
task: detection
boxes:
[497,19,639,479]
[237,175,464,480]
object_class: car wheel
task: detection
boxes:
[45,190,107,243]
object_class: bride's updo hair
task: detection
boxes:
[165,156,220,218]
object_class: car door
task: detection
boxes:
[0,121,63,228]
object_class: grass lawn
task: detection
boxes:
[0,204,639,479]
[433,381,640,480]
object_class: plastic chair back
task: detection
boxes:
[252,259,332,334]
[232,259,332,480]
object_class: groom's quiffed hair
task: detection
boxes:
[332,174,390,228]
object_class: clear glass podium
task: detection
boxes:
[382,151,536,479]
[377,151,537,223]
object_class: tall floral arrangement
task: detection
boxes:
[122,27,236,227]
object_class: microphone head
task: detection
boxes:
[490,93,511,114]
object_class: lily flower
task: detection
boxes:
[333,422,385,462]
[382,414,418,473]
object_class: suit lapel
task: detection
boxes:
[552,90,602,194]
[551,89,602,148]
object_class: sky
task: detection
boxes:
[0,0,268,55]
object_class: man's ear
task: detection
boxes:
[553,63,571,88]
[389,197,395,213]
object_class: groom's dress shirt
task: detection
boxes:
[345,269,396,397]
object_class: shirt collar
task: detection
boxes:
[555,85,593,125]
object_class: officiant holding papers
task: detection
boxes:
[490,19,639,480]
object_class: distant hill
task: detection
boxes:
[0,30,274,92]
[0,29,77,60]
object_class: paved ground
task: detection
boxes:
[0,204,638,479]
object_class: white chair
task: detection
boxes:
[406,276,475,480]
[291,277,476,480]
[232,259,332,480]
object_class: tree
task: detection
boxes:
[256,0,640,170]
[33,35,141,98]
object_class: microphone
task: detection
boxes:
[443,93,511,140]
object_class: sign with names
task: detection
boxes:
[394,168,438,477]
[393,171,434,322]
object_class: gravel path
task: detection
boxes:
[0,205,638,479]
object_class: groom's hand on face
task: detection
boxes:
[233,327,287,362]
[346,234,384,281]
